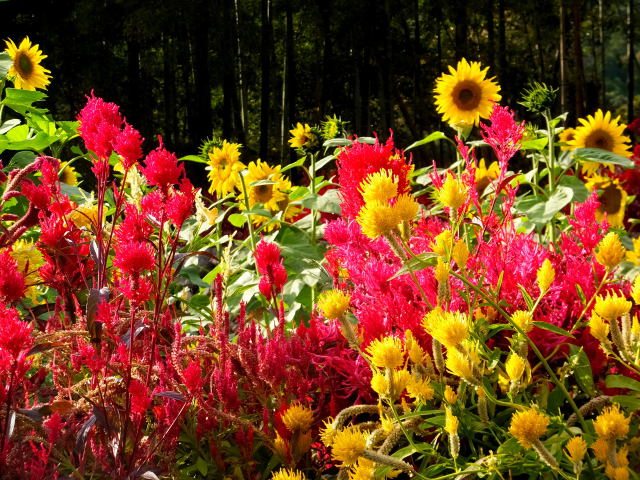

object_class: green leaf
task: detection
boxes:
[611,395,640,410]
[557,175,590,203]
[573,148,634,169]
[405,131,448,151]
[0,119,20,135]
[300,190,342,214]
[568,345,595,396]
[516,185,573,224]
[323,138,352,148]
[179,154,208,164]
[3,88,47,115]
[532,321,575,338]
[280,156,305,173]
[314,154,335,172]
[521,137,549,151]
[5,151,36,170]
[228,213,246,227]
[391,252,438,279]
[517,284,535,310]
[605,374,640,392]
[0,51,11,77]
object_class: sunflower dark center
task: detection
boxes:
[585,130,613,151]
[255,184,273,203]
[453,81,481,111]
[598,184,622,215]
[16,52,34,77]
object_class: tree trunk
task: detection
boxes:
[455,1,468,60]
[559,0,568,114]
[191,0,213,143]
[280,4,295,163]
[599,0,606,108]
[627,0,635,124]
[222,0,235,139]
[486,0,495,67]
[234,0,247,140]
[162,33,177,146]
[318,0,332,120]
[498,0,506,81]
[572,0,586,119]
[260,0,272,160]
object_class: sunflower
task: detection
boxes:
[238,160,298,230]
[474,158,499,194]
[569,110,632,175]
[8,239,44,302]
[434,58,501,126]
[207,140,245,197]
[584,174,628,227]
[558,128,576,151]
[289,123,317,149]
[59,161,79,186]
[4,37,52,91]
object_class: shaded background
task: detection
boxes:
[2,0,638,167]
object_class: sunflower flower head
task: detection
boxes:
[59,161,79,186]
[289,122,317,149]
[569,109,632,174]
[585,175,627,228]
[474,158,500,194]
[331,426,367,467]
[434,58,501,126]
[593,405,630,441]
[509,408,549,448]
[595,232,626,269]
[565,436,588,464]
[4,37,51,90]
[317,289,351,320]
[559,128,576,151]
[366,336,404,369]
[594,293,631,320]
[207,140,245,197]
[537,258,555,294]
[518,82,558,115]
[282,402,314,433]
[435,172,468,211]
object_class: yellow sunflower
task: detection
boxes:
[207,140,245,197]
[59,161,79,186]
[474,158,499,194]
[289,123,317,149]
[4,37,52,91]
[238,160,298,230]
[434,58,501,126]
[584,174,627,227]
[558,128,576,151]
[569,110,632,175]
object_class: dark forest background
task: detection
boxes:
[2,0,639,166]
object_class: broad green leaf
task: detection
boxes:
[323,138,352,148]
[568,345,595,396]
[0,119,20,135]
[300,190,341,214]
[516,185,573,224]
[5,151,36,170]
[227,213,246,227]
[557,174,589,203]
[573,148,634,169]
[605,374,640,392]
[611,395,640,410]
[179,154,208,164]
[0,51,11,77]
[314,154,335,172]
[249,179,277,187]
[405,131,448,151]
[532,321,575,338]
[521,137,548,151]
[3,88,47,114]
[280,156,305,173]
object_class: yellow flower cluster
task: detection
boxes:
[356,170,419,240]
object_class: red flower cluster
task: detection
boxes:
[254,240,288,300]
